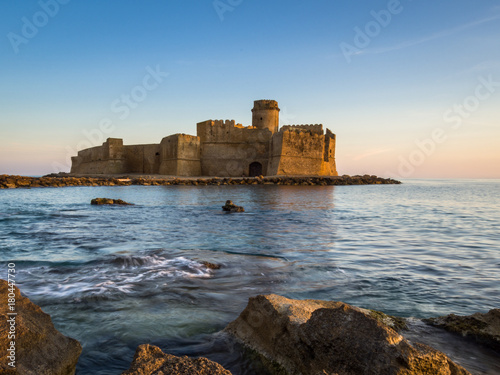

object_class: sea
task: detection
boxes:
[1,179,499,374]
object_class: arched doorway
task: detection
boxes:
[249,162,263,177]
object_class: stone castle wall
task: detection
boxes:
[71,138,126,174]
[268,130,322,175]
[159,134,201,176]
[197,120,272,177]
[122,144,161,174]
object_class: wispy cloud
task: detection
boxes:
[363,14,500,56]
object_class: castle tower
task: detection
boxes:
[251,100,280,133]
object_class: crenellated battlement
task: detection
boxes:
[213,119,236,128]
[252,99,280,111]
[198,119,255,129]
[280,124,323,135]
[196,118,267,144]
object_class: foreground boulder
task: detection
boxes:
[91,198,133,205]
[222,200,244,212]
[0,280,82,375]
[225,294,470,375]
[122,344,232,375]
[425,309,500,350]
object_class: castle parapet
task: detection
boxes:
[197,119,265,144]
[280,124,323,135]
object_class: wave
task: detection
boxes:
[18,253,216,301]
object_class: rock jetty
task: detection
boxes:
[0,174,401,189]
[122,344,232,375]
[0,279,82,375]
[225,294,470,375]
[425,309,500,350]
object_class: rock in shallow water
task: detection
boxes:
[225,294,470,375]
[202,261,222,270]
[90,198,133,205]
[121,344,232,375]
[425,309,500,351]
[222,200,244,212]
[0,279,82,375]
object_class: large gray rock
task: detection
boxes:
[225,294,470,375]
[426,309,500,350]
[0,279,82,375]
[122,344,232,375]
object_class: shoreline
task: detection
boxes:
[0,174,401,189]
[2,279,498,374]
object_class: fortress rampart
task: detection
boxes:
[71,100,338,177]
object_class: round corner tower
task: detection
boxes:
[252,100,280,133]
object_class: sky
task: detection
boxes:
[0,0,499,178]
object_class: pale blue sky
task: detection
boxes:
[1,0,499,177]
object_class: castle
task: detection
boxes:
[70,100,338,177]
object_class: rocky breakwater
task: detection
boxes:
[0,279,82,375]
[0,174,401,189]
[0,174,135,189]
[121,344,232,375]
[225,294,470,375]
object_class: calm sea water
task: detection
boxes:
[1,179,499,374]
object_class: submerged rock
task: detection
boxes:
[425,309,500,350]
[225,294,470,375]
[222,200,244,212]
[202,261,222,270]
[121,344,232,375]
[90,198,133,205]
[0,279,82,375]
